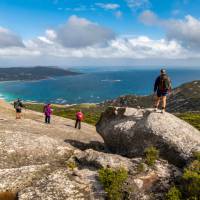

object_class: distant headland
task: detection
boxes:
[0,66,81,82]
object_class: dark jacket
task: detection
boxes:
[14,100,23,109]
[154,75,171,92]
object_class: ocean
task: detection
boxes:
[0,68,200,104]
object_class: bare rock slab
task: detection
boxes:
[96,107,200,167]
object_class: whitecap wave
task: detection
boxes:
[101,79,122,82]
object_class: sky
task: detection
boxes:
[0,0,200,68]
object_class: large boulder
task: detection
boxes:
[96,107,200,167]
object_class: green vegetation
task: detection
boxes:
[166,186,182,200]
[144,146,159,166]
[166,151,200,200]
[137,162,146,173]
[181,153,200,199]
[177,113,200,131]
[66,161,77,171]
[25,103,104,125]
[98,167,128,200]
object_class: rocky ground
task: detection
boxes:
[0,101,199,199]
[0,100,104,199]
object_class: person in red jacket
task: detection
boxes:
[75,110,84,129]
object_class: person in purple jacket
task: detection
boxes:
[43,103,52,124]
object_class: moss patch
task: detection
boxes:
[176,112,200,131]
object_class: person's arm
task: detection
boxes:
[168,78,172,93]
[154,77,159,93]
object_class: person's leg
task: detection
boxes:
[75,119,78,128]
[45,115,48,123]
[16,111,21,119]
[154,90,161,111]
[162,96,167,112]
[19,112,21,119]
[78,120,81,129]
[16,112,19,119]
[48,116,51,124]
[154,96,161,110]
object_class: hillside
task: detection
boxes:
[0,66,80,81]
[0,101,199,199]
[103,80,200,113]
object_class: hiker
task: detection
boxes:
[154,69,172,113]
[14,98,24,119]
[75,110,84,129]
[43,103,52,124]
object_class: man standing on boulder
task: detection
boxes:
[154,69,172,113]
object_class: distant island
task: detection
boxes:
[0,66,80,81]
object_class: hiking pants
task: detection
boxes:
[75,119,81,129]
[45,116,51,124]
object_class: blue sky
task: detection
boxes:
[0,0,200,67]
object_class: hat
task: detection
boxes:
[160,69,166,74]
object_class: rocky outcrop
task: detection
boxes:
[96,107,200,167]
[0,100,103,200]
[75,149,181,200]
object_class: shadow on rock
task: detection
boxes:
[64,139,106,152]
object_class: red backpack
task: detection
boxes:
[77,112,83,120]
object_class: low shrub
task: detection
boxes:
[182,159,200,199]
[193,151,200,161]
[137,162,146,173]
[166,186,182,200]
[144,146,159,166]
[165,151,200,200]
[98,167,128,200]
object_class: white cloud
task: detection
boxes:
[95,3,120,10]
[1,15,200,66]
[140,11,200,49]
[125,0,150,10]
[21,35,190,60]
[65,5,87,12]
[139,11,200,50]
[166,15,200,49]
[0,27,24,48]
[50,15,115,48]
[1,34,200,67]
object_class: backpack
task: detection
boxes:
[158,75,170,91]
[77,112,83,120]
[14,101,22,109]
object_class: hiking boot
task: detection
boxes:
[154,107,158,112]
[161,108,165,114]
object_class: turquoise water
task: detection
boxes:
[0,69,200,104]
